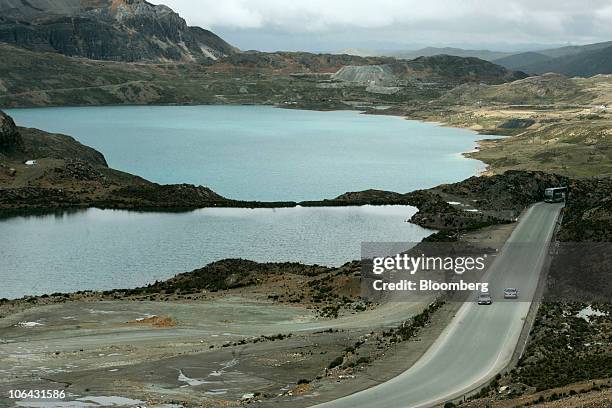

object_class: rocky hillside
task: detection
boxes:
[493,51,553,71]
[0,110,24,155]
[17,127,108,166]
[401,55,527,84]
[2,110,106,163]
[493,42,612,77]
[0,0,235,62]
[332,55,527,87]
[558,177,612,242]
[440,73,593,105]
[518,45,612,77]
[220,51,393,73]
[0,42,397,108]
[306,171,568,233]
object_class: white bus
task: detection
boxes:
[544,187,568,203]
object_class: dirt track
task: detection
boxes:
[0,295,429,407]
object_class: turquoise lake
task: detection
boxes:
[1,106,487,299]
[6,105,484,201]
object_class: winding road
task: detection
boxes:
[313,202,563,408]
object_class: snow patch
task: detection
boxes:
[199,45,218,60]
[576,306,608,322]
[178,370,205,386]
[16,321,43,328]
[205,389,228,396]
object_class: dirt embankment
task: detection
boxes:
[0,259,364,319]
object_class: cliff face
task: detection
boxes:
[0,110,24,154]
[0,0,235,62]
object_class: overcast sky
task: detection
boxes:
[151,0,612,52]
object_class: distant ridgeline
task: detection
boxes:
[386,42,612,77]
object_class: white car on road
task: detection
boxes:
[504,288,519,299]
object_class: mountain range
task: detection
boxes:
[496,42,612,77]
[346,42,612,78]
[387,47,513,62]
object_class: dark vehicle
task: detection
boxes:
[477,292,492,305]
[504,288,519,299]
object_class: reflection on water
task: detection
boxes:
[0,206,433,299]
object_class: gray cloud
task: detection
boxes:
[151,0,612,52]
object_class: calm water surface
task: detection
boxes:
[0,206,431,299]
[6,105,484,201]
[1,106,487,298]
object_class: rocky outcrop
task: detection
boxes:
[0,0,235,62]
[403,190,510,231]
[136,259,332,294]
[0,186,80,209]
[308,171,568,232]
[434,170,569,211]
[542,177,612,304]
[105,183,230,209]
[0,110,24,153]
[19,128,108,166]
[398,55,528,84]
[332,65,397,85]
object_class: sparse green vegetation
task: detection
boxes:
[514,303,611,391]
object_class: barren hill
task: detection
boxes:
[332,55,527,87]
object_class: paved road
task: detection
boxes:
[313,202,563,408]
